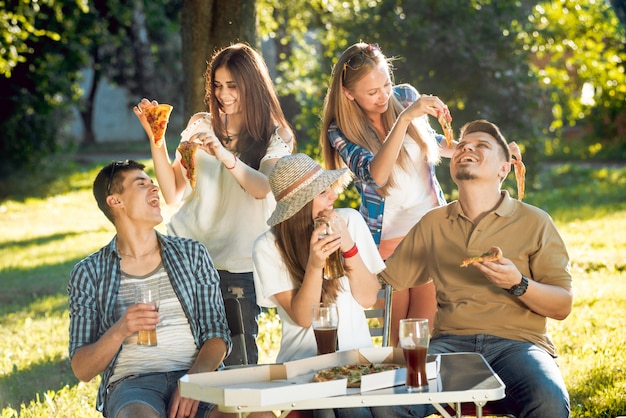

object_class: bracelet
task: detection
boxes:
[341,243,358,259]
[225,154,237,170]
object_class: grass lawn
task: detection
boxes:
[0,156,624,417]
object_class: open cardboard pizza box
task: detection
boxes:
[285,347,440,393]
[179,347,440,406]
[179,363,347,407]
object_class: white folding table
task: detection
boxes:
[182,352,505,418]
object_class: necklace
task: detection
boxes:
[224,114,236,145]
[117,243,160,259]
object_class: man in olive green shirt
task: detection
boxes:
[380,120,572,417]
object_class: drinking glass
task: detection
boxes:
[314,216,345,280]
[399,318,430,392]
[311,303,339,355]
[135,282,160,346]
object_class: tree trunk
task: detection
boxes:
[181,0,258,119]
[130,1,156,94]
[80,45,101,148]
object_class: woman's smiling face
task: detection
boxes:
[342,64,393,120]
[311,188,338,220]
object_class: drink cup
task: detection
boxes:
[314,216,345,280]
[135,283,160,346]
[311,303,339,355]
[399,318,430,392]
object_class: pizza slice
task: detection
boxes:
[512,157,526,201]
[460,246,503,268]
[143,103,173,148]
[437,111,454,148]
[312,363,402,388]
[177,141,199,190]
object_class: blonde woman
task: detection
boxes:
[319,42,454,346]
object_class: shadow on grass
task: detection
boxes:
[0,149,156,203]
[0,356,81,410]
[0,259,80,316]
[0,231,84,252]
[0,258,91,410]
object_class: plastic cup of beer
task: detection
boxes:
[135,283,160,346]
[399,318,430,392]
[311,303,339,355]
[314,216,345,280]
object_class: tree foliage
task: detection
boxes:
[516,0,626,159]
[1,0,624,182]
[0,0,91,178]
[259,0,625,164]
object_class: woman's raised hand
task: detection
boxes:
[133,98,160,141]
[400,93,449,122]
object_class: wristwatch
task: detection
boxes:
[507,275,529,296]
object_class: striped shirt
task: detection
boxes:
[326,84,447,245]
[68,231,231,413]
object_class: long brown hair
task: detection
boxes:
[320,43,439,196]
[204,43,294,170]
[272,200,342,304]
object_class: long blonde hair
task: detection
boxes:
[320,43,440,196]
[272,200,342,305]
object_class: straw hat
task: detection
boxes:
[267,154,350,226]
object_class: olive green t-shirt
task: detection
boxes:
[380,191,572,357]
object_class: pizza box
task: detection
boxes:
[179,363,347,407]
[284,347,440,393]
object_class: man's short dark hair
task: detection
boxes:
[93,160,146,224]
[459,120,511,162]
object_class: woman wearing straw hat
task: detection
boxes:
[252,154,384,364]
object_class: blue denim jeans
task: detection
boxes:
[218,270,260,365]
[105,370,213,418]
[401,334,570,418]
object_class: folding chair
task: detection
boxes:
[223,297,249,367]
[365,283,393,347]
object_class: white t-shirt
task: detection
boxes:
[381,135,440,241]
[167,113,292,272]
[253,208,386,362]
[110,265,197,384]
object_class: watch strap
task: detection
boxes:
[507,275,529,296]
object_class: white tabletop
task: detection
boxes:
[181,352,505,418]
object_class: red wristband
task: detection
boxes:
[342,244,358,259]
[225,154,237,170]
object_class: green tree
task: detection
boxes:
[0,0,91,178]
[0,0,252,180]
[517,0,626,160]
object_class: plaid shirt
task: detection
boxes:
[327,84,447,245]
[68,231,231,413]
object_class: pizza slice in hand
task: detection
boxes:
[512,157,526,201]
[437,110,454,148]
[177,141,199,190]
[460,246,503,268]
[143,103,173,148]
